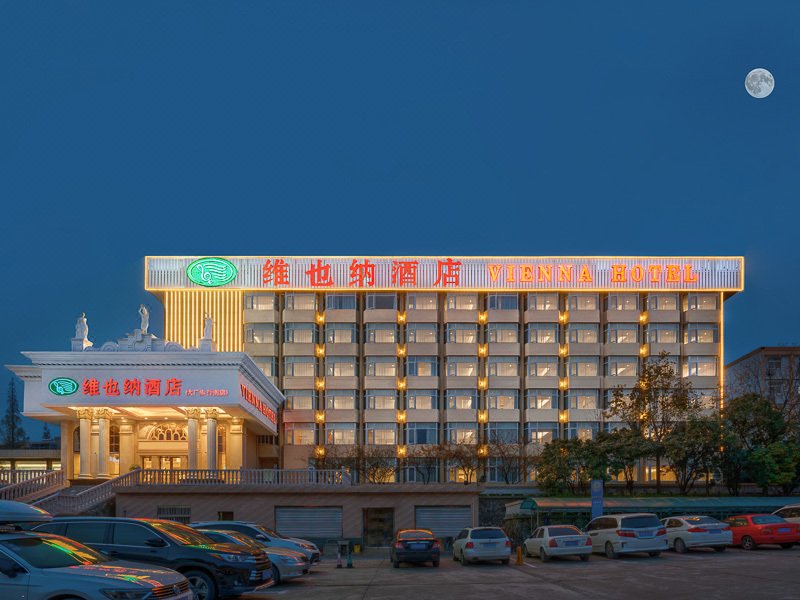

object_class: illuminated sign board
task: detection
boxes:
[240,383,277,425]
[48,377,78,396]
[147,256,744,292]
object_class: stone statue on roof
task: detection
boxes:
[139,304,149,334]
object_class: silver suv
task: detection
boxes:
[585,513,668,558]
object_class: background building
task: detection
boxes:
[726,346,800,414]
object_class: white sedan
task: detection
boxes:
[661,516,732,553]
[524,525,593,561]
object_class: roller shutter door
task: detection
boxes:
[415,506,472,538]
[275,507,343,538]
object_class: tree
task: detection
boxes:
[601,428,653,495]
[746,442,800,495]
[534,439,575,495]
[442,442,481,484]
[2,379,27,449]
[663,416,721,495]
[315,444,400,483]
[406,444,442,484]
[606,352,699,493]
[486,433,525,484]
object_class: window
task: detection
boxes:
[605,323,638,344]
[567,294,598,311]
[407,293,438,310]
[604,388,631,408]
[447,462,476,483]
[447,422,477,444]
[684,356,718,377]
[646,354,678,371]
[526,323,558,344]
[366,293,397,310]
[406,323,438,343]
[285,293,316,310]
[527,389,557,410]
[695,389,719,410]
[687,294,718,310]
[447,389,477,409]
[446,323,478,344]
[487,323,519,343]
[252,357,276,377]
[283,356,316,377]
[446,294,478,310]
[487,294,519,310]
[766,356,783,377]
[325,390,356,410]
[365,390,397,409]
[525,422,558,445]
[64,522,109,544]
[326,423,356,445]
[148,424,188,441]
[447,357,478,377]
[405,461,439,483]
[568,323,598,344]
[488,423,519,443]
[245,323,276,344]
[488,356,519,376]
[365,324,397,343]
[325,323,357,344]
[566,422,598,440]
[406,423,439,445]
[326,357,357,377]
[284,323,317,343]
[488,389,518,410]
[244,294,275,310]
[647,324,678,344]
[285,390,315,410]
[284,423,315,445]
[605,357,639,377]
[606,294,639,311]
[365,423,396,445]
[685,323,719,344]
[407,390,438,409]
[647,294,677,311]
[567,389,598,409]
[365,357,397,377]
[109,425,120,454]
[527,293,558,311]
[112,523,153,546]
[568,357,599,377]
[407,356,438,377]
[326,293,356,310]
[527,357,558,377]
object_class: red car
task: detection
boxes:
[723,514,800,550]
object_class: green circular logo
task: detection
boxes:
[49,377,79,396]
[186,257,238,288]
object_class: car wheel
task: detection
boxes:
[453,549,459,562]
[433,560,440,567]
[674,538,688,554]
[780,543,794,549]
[460,550,469,565]
[648,551,661,558]
[501,558,510,565]
[741,536,757,551]
[524,544,532,557]
[185,570,216,600]
[713,546,727,553]
[272,565,282,585]
[605,542,618,559]
[579,554,590,562]
[539,547,551,562]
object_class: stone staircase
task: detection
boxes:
[0,470,67,504]
[34,470,141,515]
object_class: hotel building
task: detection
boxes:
[145,255,743,483]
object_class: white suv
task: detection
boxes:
[773,505,800,524]
[452,527,512,565]
[585,513,668,558]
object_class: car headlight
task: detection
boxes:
[278,556,304,565]
[101,590,152,600]
[211,553,255,563]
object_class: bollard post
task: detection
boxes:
[336,550,343,568]
[516,545,524,565]
[346,550,354,568]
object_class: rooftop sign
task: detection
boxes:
[146,256,744,292]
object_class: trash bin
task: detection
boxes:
[337,540,350,557]
[353,544,361,554]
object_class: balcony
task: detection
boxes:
[523,309,559,323]
[282,309,316,323]
[487,309,519,323]
[406,309,438,323]
[325,309,357,323]
[605,310,640,323]
[243,308,278,324]
[445,342,478,356]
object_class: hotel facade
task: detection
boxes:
[145,255,743,483]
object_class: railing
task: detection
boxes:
[0,469,54,487]
[0,470,66,502]
[121,468,352,487]
[34,470,141,515]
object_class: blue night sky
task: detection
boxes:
[1,2,799,435]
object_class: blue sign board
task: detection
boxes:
[590,479,604,520]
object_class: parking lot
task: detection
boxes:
[243,546,800,600]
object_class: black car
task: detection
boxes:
[33,517,272,600]
[390,529,440,568]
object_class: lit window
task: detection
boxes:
[365,357,397,377]
[365,390,397,409]
[447,389,477,410]
[568,323,598,344]
[606,294,639,311]
[525,422,558,445]
[407,390,438,409]
[285,293,317,311]
[366,294,397,310]
[526,389,557,410]
[605,357,639,377]
[527,293,558,311]
[285,423,315,445]
[647,324,678,344]
[488,390,518,410]
[488,356,519,377]
[325,357,357,377]
[446,323,478,344]
[566,422,598,440]
[487,323,519,343]
[252,357,276,377]
[285,391,315,410]
[407,293,438,310]
[406,323,438,343]
[605,324,638,344]
[446,423,477,444]
[684,356,718,377]
[569,357,599,377]
[283,356,316,377]
[567,389,598,409]
[325,323,357,344]
[684,323,719,344]
[365,423,396,445]
[446,294,478,310]
[567,294,598,311]
[686,294,718,310]
[527,357,558,377]
[325,390,356,410]
[447,357,478,377]
[244,294,275,310]
[365,324,397,344]
[526,323,558,344]
[487,294,519,310]
[284,323,317,344]
[647,294,677,311]
[325,293,356,310]
[406,356,438,377]
[326,423,356,445]
[245,323,276,344]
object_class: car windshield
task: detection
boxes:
[548,526,581,537]
[1,536,109,568]
[471,529,506,540]
[149,521,215,546]
[684,517,722,526]
[398,530,434,540]
[620,516,661,529]
[254,526,286,539]
[218,531,263,550]
[752,515,786,525]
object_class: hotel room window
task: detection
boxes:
[447,357,478,377]
[487,294,519,310]
[647,324,678,344]
[684,356,718,377]
[684,323,719,344]
[365,423,397,445]
[325,293,357,310]
[446,294,478,310]
[326,423,356,445]
[567,389,599,410]
[366,293,397,310]
[244,323,276,344]
[526,323,558,344]
[325,390,357,410]
[568,323,598,344]
[447,389,477,410]
[365,391,397,410]
[647,294,678,311]
[487,423,520,444]
[488,390,519,410]
[406,423,439,445]
[283,356,316,377]
[325,357,357,377]
[252,357,276,377]
[605,323,638,344]
[406,390,438,410]
[527,357,558,377]
[605,294,639,311]
[284,323,317,344]
[527,293,559,311]
[325,323,357,344]
[526,389,557,410]
[566,422,598,441]
[365,323,397,344]
[487,323,518,343]
[366,357,397,377]
[446,323,478,344]
[567,294,598,311]
[244,293,276,310]
[525,422,558,445]
[447,423,477,444]
[605,356,639,377]
[686,294,718,311]
[284,391,316,410]
[406,356,438,377]
[568,357,599,377]
[406,293,438,310]
[406,323,438,343]
[285,423,315,445]
[284,293,317,311]
[488,356,519,377]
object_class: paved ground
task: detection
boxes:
[244,546,800,600]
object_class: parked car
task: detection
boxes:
[389,529,441,568]
[191,521,321,564]
[33,517,273,600]
[523,525,592,562]
[773,504,800,524]
[660,516,732,553]
[723,514,800,550]
[452,527,512,565]
[585,513,668,559]
[198,528,310,584]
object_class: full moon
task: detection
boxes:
[745,68,774,98]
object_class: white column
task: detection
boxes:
[186,408,201,470]
[205,408,218,471]
[60,421,74,479]
[96,408,111,479]
[77,409,93,479]
[118,420,135,473]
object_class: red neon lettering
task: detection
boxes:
[262,259,290,286]
[305,259,334,287]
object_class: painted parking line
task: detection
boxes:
[523,561,538,568]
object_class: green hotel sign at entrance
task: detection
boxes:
[48,377,78,396]
[186,257,238,287]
